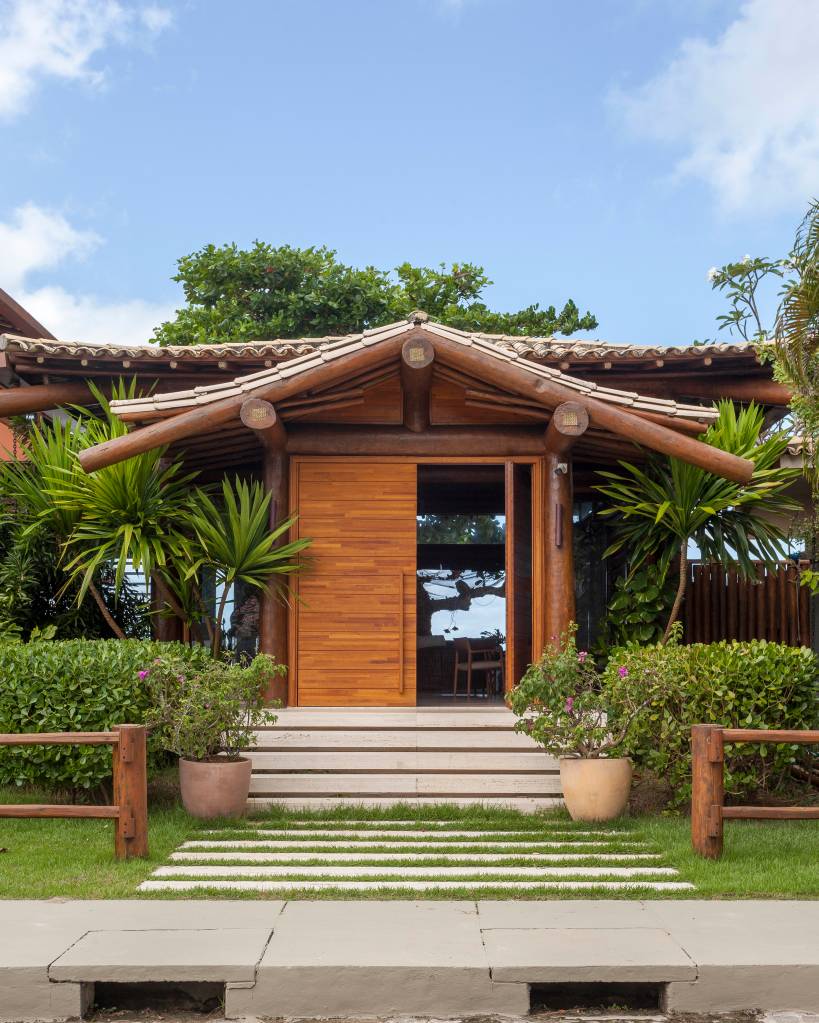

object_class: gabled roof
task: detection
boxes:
[0,323,756,367]
[109,316,718,424]
[0,289,54,340]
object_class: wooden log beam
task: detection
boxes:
[631,408,709,437]
[286,425,547,456]
[400,335,434,432]
[78,336,409,473]
[544,401,589,456]
[240,397,286,450]
[240,398,289,701]
[0,381,96,416]
[258,442,289,704]
[598,375,792,406]
[429,335,755,483]
[544,452,575,644]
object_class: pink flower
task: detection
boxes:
[564,696,575,713]
[577,651,588,664]
[618,666,629,678]
[137,670,149,680]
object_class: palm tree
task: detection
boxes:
[775,199,819,490]
[4,384,311,650]
[594,402,801,641]
[0,392,140,638]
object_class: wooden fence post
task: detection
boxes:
[691,724,724,859]
[112,724,149,860]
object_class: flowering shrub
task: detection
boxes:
[144,653,282,761]
[508,627,656,759]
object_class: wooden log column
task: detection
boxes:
[241,398,289,704]
[400,335,434,432]
[543,403,589,645]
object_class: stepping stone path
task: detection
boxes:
[140,818,694,895]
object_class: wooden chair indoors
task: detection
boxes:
[452,637,505,698]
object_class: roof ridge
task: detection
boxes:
[109,321,718,424]
[0,324,757,359]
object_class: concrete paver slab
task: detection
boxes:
[482,926,696,982]
[48,927,273,983]
[476,899,653,928]
[227,900,530,1017]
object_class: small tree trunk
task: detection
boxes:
[663,542,689,643]
[88,580,126,639]
[212,584,231,658]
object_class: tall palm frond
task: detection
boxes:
[775,199,819,390]
[185,476,311,656]
[594,402,801,639]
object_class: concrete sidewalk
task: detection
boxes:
[2,899,818,1021]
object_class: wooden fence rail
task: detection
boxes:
[684,561,810,646]
[0,724,148,860]
[691,723,819,858]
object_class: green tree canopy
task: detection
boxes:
[153,243,598,346]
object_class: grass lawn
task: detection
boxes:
[1,790,817,900]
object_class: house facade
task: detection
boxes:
[0,314,794,709]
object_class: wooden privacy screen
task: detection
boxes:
[0,725,148,860]
[290,459,417,706]
[684,561,810,646]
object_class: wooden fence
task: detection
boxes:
[691,724,819,858]
[684,561,811,646]
[0,724,148,860]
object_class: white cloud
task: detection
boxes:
[0,202,173,344]
[16,284,173,345]
[0,0,172,120]
[0,202,100,290]
[612,0,819,213]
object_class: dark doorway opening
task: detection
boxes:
[416,464,507,704]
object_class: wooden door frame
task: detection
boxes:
[287,454,545,707]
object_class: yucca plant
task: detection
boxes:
[594,402,801,641]
[185,476,310,657]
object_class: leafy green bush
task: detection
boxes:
[602,638,819,802]
[0,639,212,792]
[145,653,279,760]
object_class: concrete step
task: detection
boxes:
[153,864,680,879]
[250,750,552,770]
[170,850,663,862]
[247,795,562,811]
[244,705,555,809]
[139,879,695,892]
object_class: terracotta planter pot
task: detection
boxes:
[559,756,633,822]
[178,756,252,819]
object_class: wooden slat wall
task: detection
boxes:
[684,561,811,647]
[292,459,417,706]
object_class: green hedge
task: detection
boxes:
[0,639,212,792]
[602,639,819,802]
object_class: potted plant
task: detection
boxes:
[144,652,282,819]
[508,627,652,821]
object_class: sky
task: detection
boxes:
[1,0,818,348]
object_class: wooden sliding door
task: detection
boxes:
[290,458,417,706]
[505,459,544,688]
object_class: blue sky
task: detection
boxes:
[1,0,817,347]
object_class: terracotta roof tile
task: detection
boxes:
[0,317,758,366]
[108,318,719,424]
